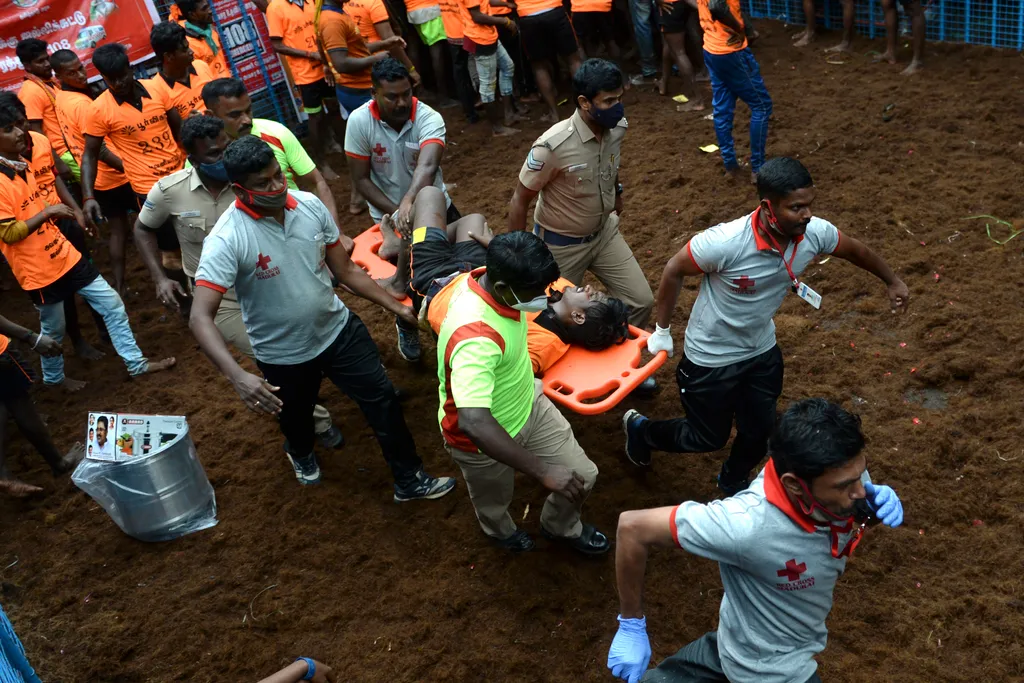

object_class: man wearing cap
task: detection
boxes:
[508,58,654,331]
[622,157,909,496]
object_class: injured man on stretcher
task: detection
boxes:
[378,186,632,370]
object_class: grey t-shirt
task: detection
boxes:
[194,190,349,364]
[671,462,871,683]
[684,213,840,368]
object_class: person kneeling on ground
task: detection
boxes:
[381,186,631,372]
[0,311,84,498]
[608,398,905,683]
[190,135,455,502]
[430,212,608,554]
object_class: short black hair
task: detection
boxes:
[0,92,27,128]
[756,157,814,200]
[182,115,225,155]
[175,0,204,18]
[151,21,188,61]
[92,44,130,78]
[371,57,410,88]
[556,296,631,351]
[97,416,109,429]
[15,39,48,66]
[223,135,276,184]
[572,58,623,103]
[49,49,79,71]
[202,77,247,108]
[486,232,560,294]
[769,398,866,482]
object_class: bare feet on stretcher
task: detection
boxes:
[378,214,403,262]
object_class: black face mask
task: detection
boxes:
[589,101,625,129]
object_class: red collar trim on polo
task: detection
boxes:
[764,458,817,534]
[467,267,520,320]
[369,98,419,123]
[233,192,298,219]
[750,206,806,252]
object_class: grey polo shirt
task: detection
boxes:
[138,166,236,285]
[194,190,349,364]
[343,98,450,223]
[683,213,841,368]
[671,460,872,683]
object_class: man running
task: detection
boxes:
[434,228,607,554]
[190,135,453,501]
[623,157,909,495]
[0,93,175,392]
[134,115,344,450]
[201,77,349,250]
[608,398,905,683]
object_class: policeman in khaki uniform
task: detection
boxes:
[509,58,654,329]
[132,115,344,449]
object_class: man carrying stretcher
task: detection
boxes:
[380,185,632,371]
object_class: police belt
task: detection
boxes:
[532,224,599,247]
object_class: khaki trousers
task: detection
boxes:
[447,380,599,539]
[215,300,334,434]
[545,213,655,328]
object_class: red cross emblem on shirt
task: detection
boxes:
[777,559,807,582]
[734,275,755,292]
[256,253,273,270]
[373,143,387,156]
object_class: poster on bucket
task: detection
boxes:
[0,0,160,91]
[86,412,187,462]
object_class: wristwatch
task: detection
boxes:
[616,182,624,196]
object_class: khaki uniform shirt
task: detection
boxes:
[517,109,627,238]
[138,166,237,301]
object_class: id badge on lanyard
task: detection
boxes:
[758,205,822,309]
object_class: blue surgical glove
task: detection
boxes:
[608,615,651,683]
[864,482,903,528]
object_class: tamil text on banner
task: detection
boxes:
[0,0,160,91]
[213,0,287,96]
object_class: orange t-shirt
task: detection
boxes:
[180,21,233,78]
[697,0,747,54]
[267,0,325,85]
[458,0,497,45]
[487,1,511,16]
[0,334,8,356]
[84,84,185,195]
[0,167,80,291]
[345,0,390,44]
[55,88,128,192]
[318,7,374,90]
[571,0,611,12]
[142,60,215,120]
[25,131,57,207]
[427,274,572,374]
[439,0,464,40]
[17,77,68,157]
[517,0,560,16]
[405,0,437,12]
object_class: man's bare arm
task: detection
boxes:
[616,507,679,618]
[654,241,704,328]
[347,154,398,215]
[508,181,539,232]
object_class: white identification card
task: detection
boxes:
[795,282,822,309]
[175,210,202,218]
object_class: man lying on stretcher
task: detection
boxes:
[379,186,631,369]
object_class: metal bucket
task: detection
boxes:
[73,427,218,542]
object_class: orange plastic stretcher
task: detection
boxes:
[352,225,668,415]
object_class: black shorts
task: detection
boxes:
[136,193,180,252]
[298,79,335,111]
[0,347,35,402]
[93,182,135,219]
[572,10,614,42]
[520,8,579,62]
[409,227,487,296]
[660,0,694,33]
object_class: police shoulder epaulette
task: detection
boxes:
[157,168,192,190]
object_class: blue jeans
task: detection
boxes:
[335,86,372,119]
[36,274,148,384]
[704,48,773,173]
[474,43,514,104]
[628,0,658,77]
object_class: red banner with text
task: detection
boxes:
[0,0,160,91]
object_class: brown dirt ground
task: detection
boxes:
[3,22,1024,683]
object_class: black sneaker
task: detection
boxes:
[393,470,456,502]
[541,523,610,556]
[315,425,345,450]
[283,442,321,486]
[491,529,535,553]
[395,321,422,362]
[622,409,652,467]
